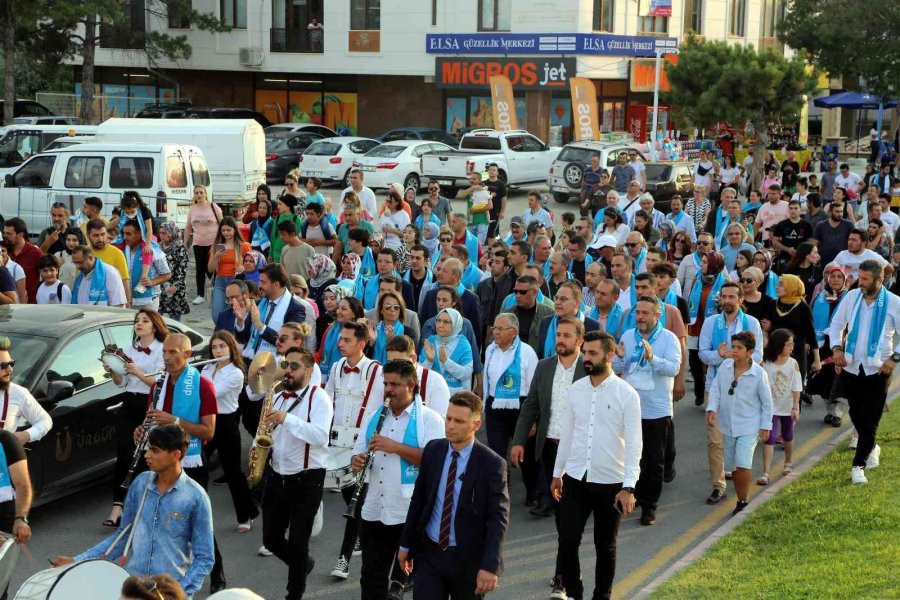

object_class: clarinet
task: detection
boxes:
[344,398,392,520]
[120,371,167,491]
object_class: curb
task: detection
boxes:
[632,424,854,599]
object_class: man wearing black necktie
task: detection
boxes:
[398,391,510,600]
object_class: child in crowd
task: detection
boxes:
[112,193,155,293]
[35,255,72,305]
[759,328,803,485]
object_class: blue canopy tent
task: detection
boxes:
[814,92,900,159]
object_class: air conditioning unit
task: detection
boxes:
[239,47,264,67]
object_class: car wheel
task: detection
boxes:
[553,192,570,204]
[342,169,352,188]
[563,162,584,188]
[440,186,458,199]
[404,173,421,191]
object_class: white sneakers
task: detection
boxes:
[192,295,205,305]
[258,545,273,556]
[851,466,868,484]
[849,435,858,449]
[866,445,881,470]
[311,500,324,537]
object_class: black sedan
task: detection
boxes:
[265,131,326,182]
[644,161,695,212]
[1,305,208,506]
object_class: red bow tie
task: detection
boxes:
[343,365,361,374]
[281,391,298,399]
[136,346,151,355]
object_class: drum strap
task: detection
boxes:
[303,386,318,470]
[356,364,380,428]
[0,390,8,429]
[105,477,151,565]
[420,368,429,406]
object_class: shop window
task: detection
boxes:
[683,0,702,34]
[728,0,746,36]
[601,101,625,134]
[221,0,247,28]
[592,0,614,32]
[638,15,669,35]
[479,0,511,32]
[351,0,380,30]
[168,0,191,28]
[64,157,105,189]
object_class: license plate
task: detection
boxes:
[305,170,323,177]
[361,166,376,172]
[437,179,452,185]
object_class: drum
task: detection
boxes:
[0,535,19,594]
[100,347,132,377]
[14,559,129,600]
[324,447,358,491]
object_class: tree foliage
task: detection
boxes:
[663,36,816,191]
[780,0,900,100]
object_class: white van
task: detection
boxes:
[0,142,211,235]
[95,119,265,210]
[0,125,99,180]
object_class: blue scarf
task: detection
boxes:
[365,399,421,497]
[249,294,288,354]
[0,443,14,502]
[689,272,726,324]
[590,302,624,341]
[373,319,404,363]
[72,257,109,305]
[492,338,523,400]
[593,206,624,230]
[112,211,147,245]
[662,287,678,307]
[543,316,560,359]
[422,335,473,389]
[669,210,687,227]
[846,287,889,364]
[320,322,343,376]
[250,217,273,251]
[812,289,843,346]
[634,248,648,273]
[710,310,750,376]
[415,213,441,228]
[715,215,742,248]
[762,271,778,299]
[461,263,482,292]
[630,321,664,368]
[462,230,480,268]
[358,247,376,280]
[127,243,158,300]
[713,204,726,236]
[169,366,203,467]
[620,298,667,334]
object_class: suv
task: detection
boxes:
[547,140,646,203]
[644,161,694,211]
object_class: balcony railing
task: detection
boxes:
[270,28,324,53]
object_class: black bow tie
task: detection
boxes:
[136,346,151,355]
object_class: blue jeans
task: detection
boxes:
[468,223,488,245]
[211,275,235,325]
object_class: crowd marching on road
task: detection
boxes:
[1,151,898,600]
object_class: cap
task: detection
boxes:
[510,216,525,228]
[589,234,618,250]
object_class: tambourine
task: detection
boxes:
[100,346,133,376]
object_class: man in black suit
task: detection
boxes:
[398,392,509,600]
[536,281,600,359]
[420,258,483,350]
[215,280,252,335]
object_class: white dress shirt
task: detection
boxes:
[202,362,244,415]
[613,327,681,419]
[828,288,900,375]
[707,360,773,438]
[325,357,385,447]
[271,385,334,476]
[353,400,445,525]
[553,374,642,488]
[483,341,538,410]
[114,341,164,395]
[1,383,53,442]
[417,365,451,417]
[342,185,378,221]
[547,356,580,441]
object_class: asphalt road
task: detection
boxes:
[10,185,858,599]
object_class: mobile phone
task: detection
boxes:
[216,243,226,253]
[613,499,624,515]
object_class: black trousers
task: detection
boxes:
[413,539,483,600]
[359,519,405,600]
[635,416,671,512]
[486,400,537,499]
[689,349,706,404]
[262,468,325,600]
[205,411,257,523]
[557,475,622,600]
[184,465,225,587]
[192,244,212,296]
[841,368,889,467]
[664,418,676,475]
[339,484,363,560]
[541,440,563,577]
[113,392,150,504]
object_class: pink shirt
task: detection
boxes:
[187,203,222,247]
[756,201,790,241]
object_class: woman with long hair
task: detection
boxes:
[202,331,257,531]
[316,295,364,384]
[184,184,222,305]
[207,217,251,324]
[760,329,802,485]
[380,188,412,252]
[669,230,693,266]
[103,308,168,527]
[244,185,274,259]
[420,307,473,394]
[766,274,820,400]
[728,248,755,281]
[600,208,630,246]
[784,241,822,303]
[632,210,660,246]
[157,222,190,322]
[367,290,407,362]
[719,155,741,189]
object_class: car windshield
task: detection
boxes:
[304,142,340,156]
[265,136,287,151]
[460,136,502,151]
[556,146,599,164]
[364,145,405,158]
[3,334,52,386]
[645,164,673,181]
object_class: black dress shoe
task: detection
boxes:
[640,509,657,526]
[694,396,704,406]
[306,556,316,575]
[529,503,554,518]
[663,466,676,483]
[706,489,727,505]
[732,499,749,516]
[524,494,537,508]
[210,580,226,593]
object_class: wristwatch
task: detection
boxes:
[14,515,28,525]
[622,487,635,495]
[891,352,900,363]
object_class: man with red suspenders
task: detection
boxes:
[325,320,385,580]
[386,334,451,417]
[261,346,333,600]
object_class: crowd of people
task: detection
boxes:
[0,153,897,600]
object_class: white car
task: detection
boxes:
[353,140,454,191]
[264,123,338,138]
[299,137,381,187]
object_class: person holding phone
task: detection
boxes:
[208,217,251,325]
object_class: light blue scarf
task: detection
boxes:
[689,272,727,324]
[461,263,482,292]
[320,322,342,376]
[630,321,664,368]
[169,366,203,467]
[634,247,647,273]
[127,242,158,300]
[620,298,667,334]
[365,399,421,496]
[0,443,14,502]
[419,335,472,390]
[462,230,480,268]
[492,338,523,400]
[543,316,560,359]
[501,289,548,311]
[762,271,778,299]
[669,210,687,227]
[846,287,889,364]
[710,310,750,376]
[812,288,844,346]
[250,217,273,251]
[567,253,594,278]
[590,302,624,342]
[373,319,404,363]
[112,211,147,245]
[403,268,433,287]
[72,257,108,305]
[662,287,678,307]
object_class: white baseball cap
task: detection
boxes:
[589,234,618,250]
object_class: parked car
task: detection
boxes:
[643,161,694,212]
[546,140,647,203]
[13,116,81,126]
[183,108,271,128]
[375,127,459,147]
[353,140,454,191]
[299,137,380,187]
[0,304,208,505]
[421,129,560,198]
[265,123,339,138]
[265,131,325,182]
[0,99,53,119]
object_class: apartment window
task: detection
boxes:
[221,0,247,28]
[478,0,511,32]
[727,0,746,36]
[638,15,669,35]
[168,0,191,28]
[593,0,614,32]
[101,0,146,49]
[683,0,702,34]
[761,0,784,38]
[351,0,381,30]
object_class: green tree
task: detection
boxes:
[663,36,817,192]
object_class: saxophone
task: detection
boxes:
[248,378,282,486]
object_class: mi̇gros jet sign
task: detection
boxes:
[435,57,577,90]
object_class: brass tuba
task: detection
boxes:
[247,352,284,486]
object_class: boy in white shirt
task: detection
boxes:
[35,255,72,305]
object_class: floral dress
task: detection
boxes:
[159,243,190,318]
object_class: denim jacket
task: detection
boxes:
[75,470,214,597]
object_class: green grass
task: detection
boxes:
[650,407,900,600]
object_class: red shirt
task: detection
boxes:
[453,234,483,260]
[11,242,43,303]
[149,372,218,419]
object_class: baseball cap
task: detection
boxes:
[589,234,618,250]
[510,216,525,228]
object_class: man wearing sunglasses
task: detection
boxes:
[676,232,714,304]
[0,337,53,445]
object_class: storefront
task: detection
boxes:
[252,73,359,135]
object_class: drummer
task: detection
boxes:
[324,320,384,582]
[385,334,450,417]
[0,424,33,599]
[52,424,215,599]
[102,308,167,529]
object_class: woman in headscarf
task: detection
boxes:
[238,250,266,286]
[306,253,338,304]
[739,266,775,326]
[419,307,473,394]
[808,264,850,423]
[766,274,820,400]
[316,294,364,383]
[752,249,779,299]
[315,284,351,357]
[367,291,407,363]
[421,222,441,257]
[368,231,385,256]
[656,220,675,253]
[156,221,190,321]
[243,184,274,258]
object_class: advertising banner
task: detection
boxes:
[426,33,678,57]
[489,75,518,131]
[436,57,576,90]
[569,78,600,141]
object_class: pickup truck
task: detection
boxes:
[421,129,559,198]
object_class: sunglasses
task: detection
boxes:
[439,237,452,242]
[514,289,533,295]
[625,242,640,248]
[697,241,711,246]
[277,334,292,342]
[0,361,15,370]
[279,360,304,371]
[728,379,738,395]
[740,278,755,284]
[383,304,402,311]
